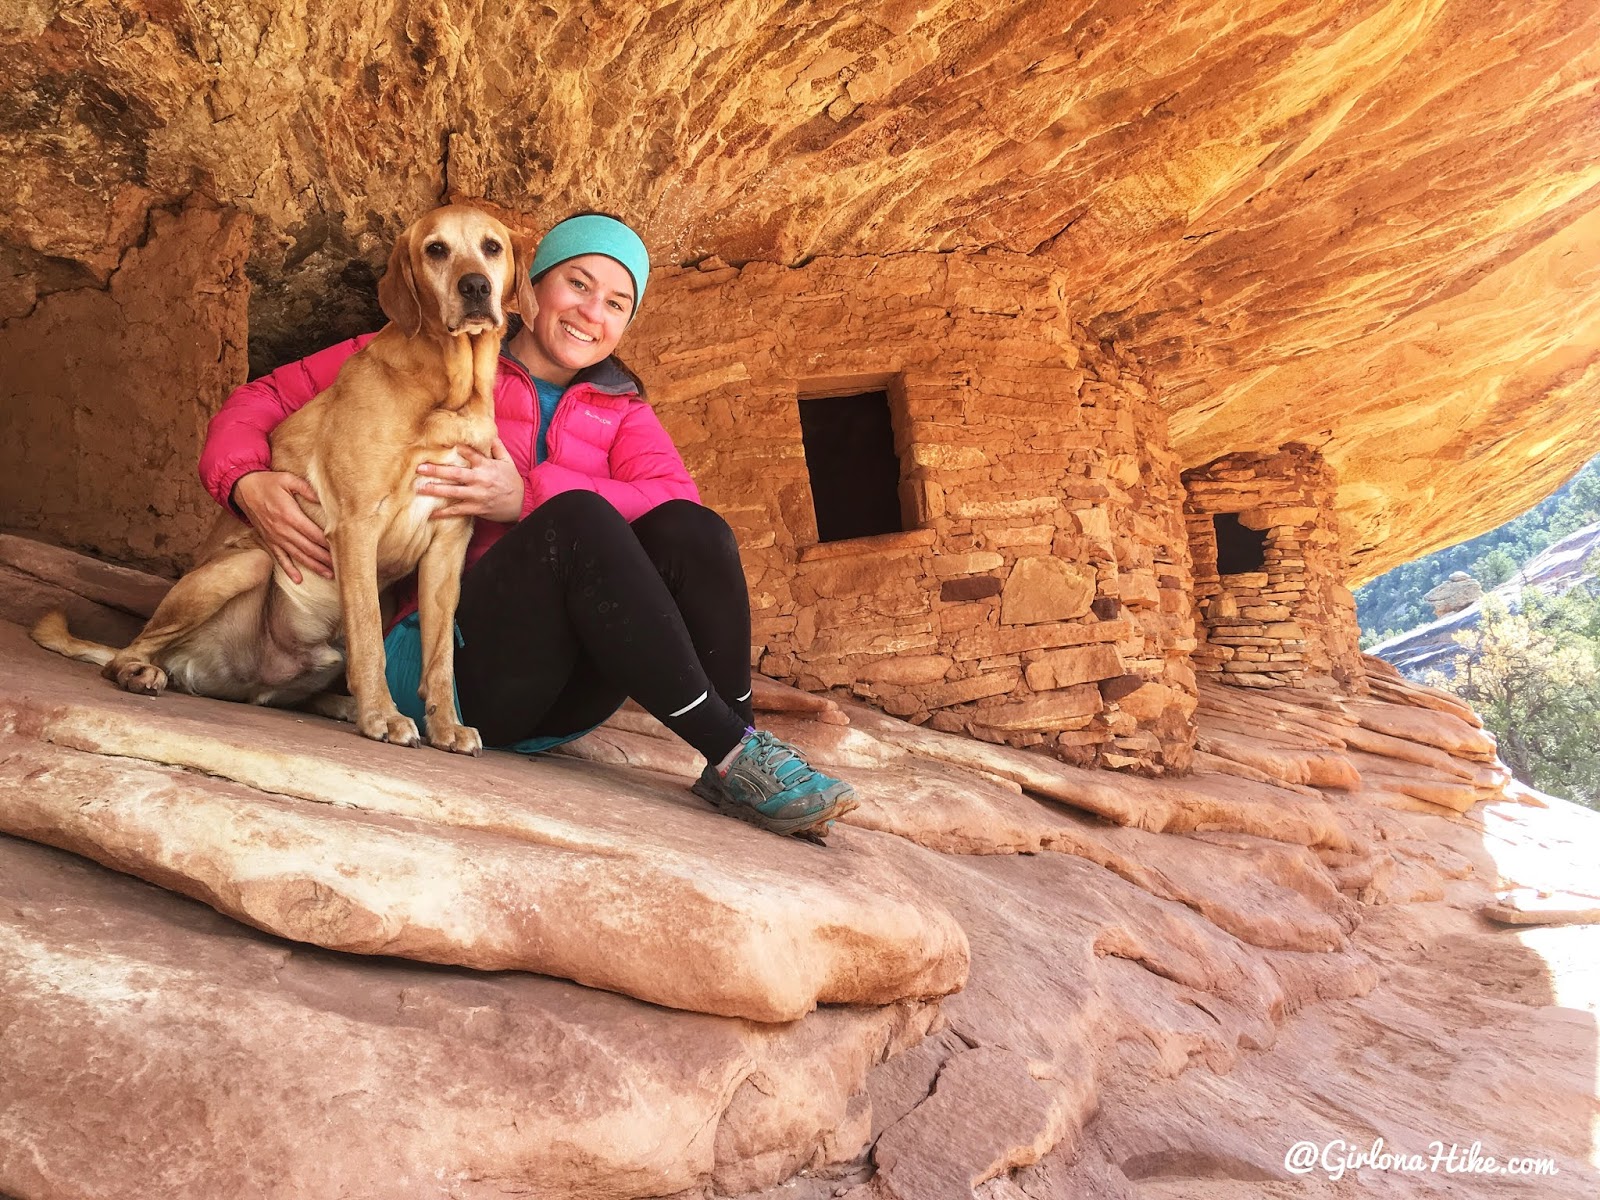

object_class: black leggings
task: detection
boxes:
[453,491,754,760]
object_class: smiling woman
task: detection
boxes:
[197,209,859,841]
[511,212,647,382]
[515,254,636,379]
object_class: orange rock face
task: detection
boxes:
[3,0,1597,580]
[0,201,251,575]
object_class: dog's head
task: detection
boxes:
[378,206,527,338]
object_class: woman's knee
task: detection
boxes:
[633,499,741,566]
[525,488,630,535]
[484,490,634,579]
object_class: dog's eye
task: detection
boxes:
[425,241,449,258]
[482,239,502,256]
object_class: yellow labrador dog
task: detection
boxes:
[33,205,522,755]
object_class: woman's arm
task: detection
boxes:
[199,335,374,511]
[199,334,374,581]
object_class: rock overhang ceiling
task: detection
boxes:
[4,0,1598,580]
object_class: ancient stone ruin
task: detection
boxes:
[636,254,1195,771]
[1183,444,1366,694]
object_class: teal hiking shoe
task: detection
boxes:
[691,729,858,838]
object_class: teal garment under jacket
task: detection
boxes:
[381,612,598,756]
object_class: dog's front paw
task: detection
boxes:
[358,710,422,747]
[110,660,168,696]
[428,720,483,757]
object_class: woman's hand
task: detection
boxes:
[416,437,525,524]
[232,470,334,584]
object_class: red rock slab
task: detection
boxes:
[1344,751,1487,814]
[1484,888,1600,928]
[1345,696,1499,761]
[0,533,171,617]
[0,622,967,1022]
[1340,720,1483,781]
[1194,747,1325,795]
[551,688,1366,954]
[837,834,1380,1197]
[871,1046,1058,1199]
[0,563,146,649]
[1197,728,1363,791]
[1364,664,1484,727]
[837,755,1357,954]
[1053,900,1600,1199]
[838,703,1354,850]
[0,835,931,1200]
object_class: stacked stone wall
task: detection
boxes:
[631,253,1197,772]
[1183,445,1365,693]
[0,201,252,575]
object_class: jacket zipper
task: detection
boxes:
[498,355,632,468]
[497,355,550,467]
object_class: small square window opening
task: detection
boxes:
[1213,512,1267,575]
[797,390,904,543]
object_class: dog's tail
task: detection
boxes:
[30,611,116,667]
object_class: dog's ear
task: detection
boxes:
[509,231,538,322]
[378,226,423,337]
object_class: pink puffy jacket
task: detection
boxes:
[199,333,701,593]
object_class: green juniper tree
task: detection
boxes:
[1435,581,1600,810]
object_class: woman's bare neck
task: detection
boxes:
[507,324,577,388]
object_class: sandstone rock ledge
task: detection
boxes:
[2,564,1599,1198]
[0,619,967,1026]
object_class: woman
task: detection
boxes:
[199,213,854,839]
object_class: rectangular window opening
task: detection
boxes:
[798,389,905,543]
[1213,512,1268,575]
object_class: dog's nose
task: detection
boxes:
[457,273,492,304]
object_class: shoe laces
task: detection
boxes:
[742,730,816,785]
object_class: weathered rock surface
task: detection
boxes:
[1423,571,1484,617]
[0,533,171,617]
[5,1,1598,578]
[0,201,251,576]
[0,833,940,1200]
[0,622,966,1024]
[3,550,1600,1197]
[1042,885,1600,1199]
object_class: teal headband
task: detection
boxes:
[528,215,649,312]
